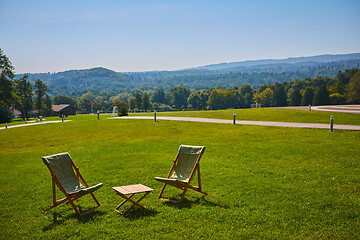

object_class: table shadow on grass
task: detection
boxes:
[42,209,106,232]
[120,208,158,220]
[163,195,229,209]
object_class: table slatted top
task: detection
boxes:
[112,184,154,195]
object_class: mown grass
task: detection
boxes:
[0,111,359,239]
[132,108,360,126]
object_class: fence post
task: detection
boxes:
[330,115,334,132]
[154,110,157,122]
[233,112,236,125]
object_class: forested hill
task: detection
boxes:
[17,53,360,97]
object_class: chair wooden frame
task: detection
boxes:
[43,157,101,216]
[157,147,208,203]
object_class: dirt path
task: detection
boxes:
[110,116,360,131]
[270,105,360,114]
[0,120,71,130]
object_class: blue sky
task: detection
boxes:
[1,0,360,74]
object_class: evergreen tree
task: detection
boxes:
[34,79,49,116]
[346,71,360,103]
[301,87,314,106]
[289,88,302,106]
[14,75,33,120]
[44,95,53,117]
[142,92,150,111]
[272,84,287,107]
[129,98,136,111]
[134,92,142,110]
[313,85,331,106]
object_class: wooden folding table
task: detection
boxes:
[112,184,154,214]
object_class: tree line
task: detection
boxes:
[56,68,359,115]
[1,49,52,123]
[1,48,360,123]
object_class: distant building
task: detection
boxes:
[12,109,38,118]
[52,104,77,116]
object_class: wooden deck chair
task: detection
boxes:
[155,145,207,203]
[42,152,103,215]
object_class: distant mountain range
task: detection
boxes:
[192,53,360,71]
[18,53,360,97]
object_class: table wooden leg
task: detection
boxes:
[116,191,151,214]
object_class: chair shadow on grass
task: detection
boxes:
[42,205,106,232]
[163,195,230,209]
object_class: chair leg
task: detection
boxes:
[90,192,101,207]
[68,199,81,215]
[179,186,189,203]
[158,183,167,199]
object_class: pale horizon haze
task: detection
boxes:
[1,0,360,74]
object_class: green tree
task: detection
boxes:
[129,98,136,112]
[53,95,77,107]
[0,49,15,123]
[253,88,273,107]
[0,104,13,123]
[207,89,225,110]
[289,88,302,106]
[301,87,314,106]
[239,84,253,97]
[330,79,346,95]
[188,91,209,110]
[142,92,150,111]
[78,97,92,113]
[313,85,331,106]
[14,75,33,120]
[152,88,167,104]
[134,92,142,110]
[44,95,53,117]
[346,71,360,103]
[329,93,346,105]
[0,49,15,107]
[91,102,102,112]
[244,92,252,108]
[167,87,190,109]
[81,92,96,102]
[225,89,244,109]
[272,84,287,107]
[34,79,49,116]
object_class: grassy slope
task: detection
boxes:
[0,112,359,239]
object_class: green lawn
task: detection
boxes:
[132,108,360,125]
[1,111,359,239]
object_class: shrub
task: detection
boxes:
[113,100,129,116]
